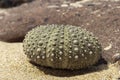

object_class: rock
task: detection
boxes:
[0,0,90,42]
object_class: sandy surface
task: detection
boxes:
[0,41,119,80]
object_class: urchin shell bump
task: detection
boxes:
[23,24,102,70]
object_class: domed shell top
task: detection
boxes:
[23,24,102,70]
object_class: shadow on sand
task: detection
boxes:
[30,58,108,77]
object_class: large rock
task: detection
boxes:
[0,0,119,42]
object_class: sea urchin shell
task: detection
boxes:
[23,24,102,70]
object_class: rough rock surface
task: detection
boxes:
[0,41,119,80]
[0,0,120,42]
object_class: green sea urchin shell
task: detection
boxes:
[23,24,102,69]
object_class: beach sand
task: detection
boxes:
[0,41,119,80]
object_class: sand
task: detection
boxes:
[0,41,119,80]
